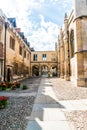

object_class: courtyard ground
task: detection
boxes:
[0,77,87,130]
[0,78,41,130]
[50,78,87,130]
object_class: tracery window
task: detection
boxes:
[70,30,74,58]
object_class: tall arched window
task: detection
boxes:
[70,30,74,58]
[14,63,18,75]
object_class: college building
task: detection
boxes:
[0,0,87,87]
[57,0,87,87]
[31,51,57,77]
[0,9,31,81]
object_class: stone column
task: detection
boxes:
[22,45,25,77]
[74,18,87,87]
[63,13,70,81]
[60,27,64,78]
[30,65,32,77]
[57,36,60,77]
[39,64,41,76]
[73,0,87,87]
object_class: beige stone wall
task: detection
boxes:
[31,51,57,62]
[0,14,31,81]
[31,51,57,77]
[5,28,31,80]
[57,5,87,87]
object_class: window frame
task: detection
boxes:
[33,54,37,61]
[19,46,22,56]
[10,36,15,50]
[42,54,46,61]
[24,50,26,58]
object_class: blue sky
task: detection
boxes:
[0,0,73,51]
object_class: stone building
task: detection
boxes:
[31,51,57,77]
[0,9,31,81]
[0,0,87,87]
[57,0,87,87]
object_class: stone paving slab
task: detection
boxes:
[30,107,66,121]
[81,99,87,106]
[26,78,71,130]
[26,120,70,130]
[30,110,48,121]
[32,104,64,111]
[0,92,37,97]
[59,99,87,110]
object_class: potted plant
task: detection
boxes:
[0,96,9,109]
[1,82,7,90]
[14,81,21,88]
[22,84,28,90]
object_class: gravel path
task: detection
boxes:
[64,110,87,130]
[0,77,41,130]
[49,78,87,130]
[0,96,35,130]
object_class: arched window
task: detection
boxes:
[14,63,18,75]
[70,30,74,58]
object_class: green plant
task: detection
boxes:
[22,84,28,90]
[0,84,2,91]
[11,84,16,90]
[0,96,9,109]
[14,81,21,88]
[1,82,7,90]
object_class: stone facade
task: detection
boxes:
[0,9,31,81]
[57,0,87,87]
[0,0,87,87]
[31,51,57,77]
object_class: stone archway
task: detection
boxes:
[41,65,48,77]
[50,65,57,77]
[32,65,39,76]
[7,68,11,82]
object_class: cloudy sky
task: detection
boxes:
[0,0,73,51]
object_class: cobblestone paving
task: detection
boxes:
[0,78,41,130]
[49,78,87,130]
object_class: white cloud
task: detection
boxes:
[0,0,72,51]
[28,15,59,51]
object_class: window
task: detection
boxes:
[51,54,56,61]
[19,46,22,55]
[14,63,18,75]
[33,54,37,61]
[10,36,15,50]
[27,53,29,60]
[24,50,26,58]
[42,54,46,61]
[70,30,74,58]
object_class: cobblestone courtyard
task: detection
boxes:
[0,77,87,130]
[50,78,87,130]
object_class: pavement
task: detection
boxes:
[26,78,74,130]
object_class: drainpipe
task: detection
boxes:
[4,22,8,81]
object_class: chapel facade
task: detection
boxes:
[57,0,87,87]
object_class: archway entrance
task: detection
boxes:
[32,65,39,76]
[50,66,57,77]
[7,68,11,82]
[41,65,48,77]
